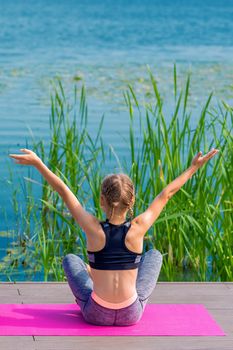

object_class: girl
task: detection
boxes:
[9,147,219,326]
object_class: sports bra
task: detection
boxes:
[87,218,143,270]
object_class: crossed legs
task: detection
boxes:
[62,249,163,308]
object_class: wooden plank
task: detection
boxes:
[0,290,20,297]
[0,283,19,296]
[15,282,73,303]
[0,336,35,350]
[33,335,233,350]
[150,295,233,309]
[0,296,23,303]
[224,283,233,290]
[11,282,233,299]
[153,282,231,293]
[2,282,233,309]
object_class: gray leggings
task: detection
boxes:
[62,249,163,326]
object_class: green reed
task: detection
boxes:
[1,64,232,282]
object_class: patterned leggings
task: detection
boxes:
[62,249,163,326]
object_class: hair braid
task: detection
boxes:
[101,173,135,220]
[128,206,134,220]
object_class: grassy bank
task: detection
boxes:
[1,64,232,282]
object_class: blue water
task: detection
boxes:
[1,0,233,280]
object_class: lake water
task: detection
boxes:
[0,0,233,279]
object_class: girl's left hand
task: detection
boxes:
[9,148,42,166]
[191,148,219,169]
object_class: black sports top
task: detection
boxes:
[87,218,143,270]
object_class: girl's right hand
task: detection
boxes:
[191,148,219,169]
[8,148,42,167]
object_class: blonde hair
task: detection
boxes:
[101,173,135,221]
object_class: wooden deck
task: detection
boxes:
[0,282,232,350]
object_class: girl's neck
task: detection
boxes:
[106,214,127,225]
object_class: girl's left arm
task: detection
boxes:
[9,149,100,237]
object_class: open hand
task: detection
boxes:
[8,148,42,166]
[191,148,219,169]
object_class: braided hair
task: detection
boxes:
[100,173,135,221]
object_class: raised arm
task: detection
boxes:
[9,148,70,195]
[133,148,219,235]
[8,148,100,236]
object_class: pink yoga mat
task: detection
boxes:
[0,303,226,336]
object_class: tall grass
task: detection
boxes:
[1,64,232,282]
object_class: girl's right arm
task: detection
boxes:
[133,148,219,235]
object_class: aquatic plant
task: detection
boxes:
[1,64,232,282]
